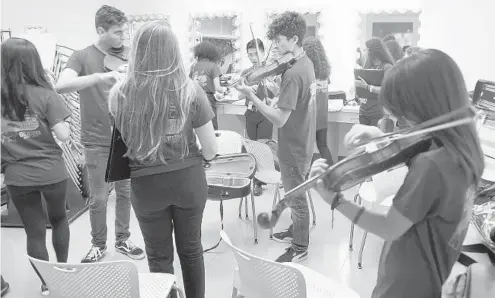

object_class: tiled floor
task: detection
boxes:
[0,183,490,297]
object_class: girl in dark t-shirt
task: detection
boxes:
[108,21,218,298]
[1,38,71,296]
[303,37,334,164]
[356,38,395,127]
[311,49,485,298]
[189,41,227,130]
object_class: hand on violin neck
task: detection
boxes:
[233,78,255,96]
[343,124,383,149]
[98,71,124,84]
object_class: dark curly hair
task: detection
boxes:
[95,5,127,31]
[385,40,404,62]
[303,37,331,81]
[267,11,306,46]
[193,41,222,63]
[364,38,395,68]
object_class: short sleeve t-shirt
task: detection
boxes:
[277,53,317,168]
[65,45,114,147]
[359,62,393,117]
[120,82,215,178]
[1,85,71,186]
[371,144,476,298]
[190,60,221,94]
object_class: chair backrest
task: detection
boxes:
[28,256,140,298]
[371,165,409,206]
[242,139,277,172]
[215,130,244,155]
[220,231,307,298]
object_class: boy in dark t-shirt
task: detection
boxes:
[55,5,144,263]
[235,11,316,263]
[239,38,280,196]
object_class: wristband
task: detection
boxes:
[353,206,365,224]
[203,154,218,163]
[368,85,372,93]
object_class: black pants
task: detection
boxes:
[245,109,273,140]
[316,128,333,165]
[130,163,207,298]
[6,180,70,273]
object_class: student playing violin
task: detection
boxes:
[309,49,484,298]
[55,5,145,263]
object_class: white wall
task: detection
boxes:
[419,0,495,90]
[2,0,493,92]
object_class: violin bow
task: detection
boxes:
[248,23,269,98]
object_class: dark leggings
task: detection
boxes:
[130,164,207,298]
[7,180,70,280]
[316,128,333,165]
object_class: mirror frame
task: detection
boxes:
[263,8,325,64]
[356,9,422,50]
[127,13,169,40]
[187,12,242,74]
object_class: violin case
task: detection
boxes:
[204,153,256,200]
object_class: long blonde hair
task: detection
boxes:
[109,20,196,163]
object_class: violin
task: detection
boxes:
[257,106,480,229]
[104,45,130,73]
[227,52,300,89]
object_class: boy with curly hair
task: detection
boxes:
[235,11,316,263]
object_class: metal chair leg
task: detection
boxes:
[358,231,368,269]
[307,190,316,226]
[269,183,280,239]
[250,184,258,244]
[349,193,360,251]
[172,283,186,298]
[244,192,249,219]
[238,198,244,219]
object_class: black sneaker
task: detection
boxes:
[275,247,308,263]
[272,229,293,243]
[81,245,107,263]
[115,240,145,260]
[41,284,49,296]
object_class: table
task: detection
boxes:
[217,99,361,162]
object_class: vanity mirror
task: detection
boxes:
[357,10,421,49]
[188,13,242,75]
[127,13,169,39]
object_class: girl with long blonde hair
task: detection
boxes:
[108,20,218,298]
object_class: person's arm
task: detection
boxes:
[335,155,441,242]
[192,84,218,160]
[55,51,118,94]
[246,91,291,127]
[46,92,72,142]
[247,75,297,127]
[212,64,226,94]
[368,64,393,94]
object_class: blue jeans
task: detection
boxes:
[280,163,310,251]
[84,145,131,247]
